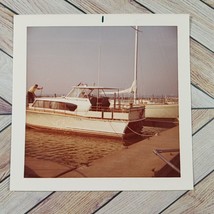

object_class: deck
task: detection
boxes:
[0,0,214,213]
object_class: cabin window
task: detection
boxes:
[33,100,77,111]
[44,101,50,108]
[33,100,43,108]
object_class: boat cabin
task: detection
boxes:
[66,86,121,110]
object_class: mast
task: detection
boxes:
[134,26,138,103]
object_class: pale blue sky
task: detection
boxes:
[27,26,178,97]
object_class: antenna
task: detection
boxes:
[134,26,138,103]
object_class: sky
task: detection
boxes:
[27,26,178,97]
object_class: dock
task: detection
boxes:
[25,126,180,178]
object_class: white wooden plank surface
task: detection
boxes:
[136,0,214,51]
[0,0,213,213]
[0,0,81,14]
[0,51,13,104]
[0,115,11,132]
[67,0,150,13]
[163,171,214,213]
[190,39,214,98]
[0,178,52,214]
[0,99,12,114]
[0,5,13,56]
[95,120,214,213]
[191,85,214,108]
[0,124,11,182]
[201,0,214,8]
[192,109,214,133]
[29,192,118,214]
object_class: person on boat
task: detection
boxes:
[27,84,43,103]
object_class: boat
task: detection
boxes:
[26,85,145,140]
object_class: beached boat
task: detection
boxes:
[26,85,145,140]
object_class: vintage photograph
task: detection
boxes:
[24,25,180,178]
[11,14,192,191]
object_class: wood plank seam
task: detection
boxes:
[0,113,11,115]
[91,191,122,214]
[0,122,11,133]
[0,2,18,15]
[63,0,87,13]
[192,118,214,136]
[191,37,214,61]
[191,84,214,100]
[159,191,188,214]
[0,48,12,59]
[0,1,212,211]
[159,169,214,213]
[200,0,214,9]
[130,0,154,13]
[0,97,12,107]
[24,192,56,214]
[0,174,10,184]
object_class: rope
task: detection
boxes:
[126,125,158,137]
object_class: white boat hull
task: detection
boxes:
[145,104,178,119]
[26,110,143,139]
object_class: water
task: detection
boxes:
[25,128,124,169]
[25,126,168,170]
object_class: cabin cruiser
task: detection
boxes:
[26,85,145,140]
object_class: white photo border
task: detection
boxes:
[10,14,193,191]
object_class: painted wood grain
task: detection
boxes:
[191,119,214,183]
[0,115,11,132]
[0,5,13,56]
[0,1,213,213]
[191,39,214,98]
[94,120,214,213]
[0,178,52,214]
[67,0,150,13]
[191,85,214,108]
[192,109,214,133]
[0,124,11,182]
[28,191,118,214]
[0,2,213,99]
[0,51,13,104]
[201,0,214,8]
[163,171,214,213]
[0,0,81,14]
[0,99,12,114]
[136,0,214,51]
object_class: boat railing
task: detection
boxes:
[153,148,180,174]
